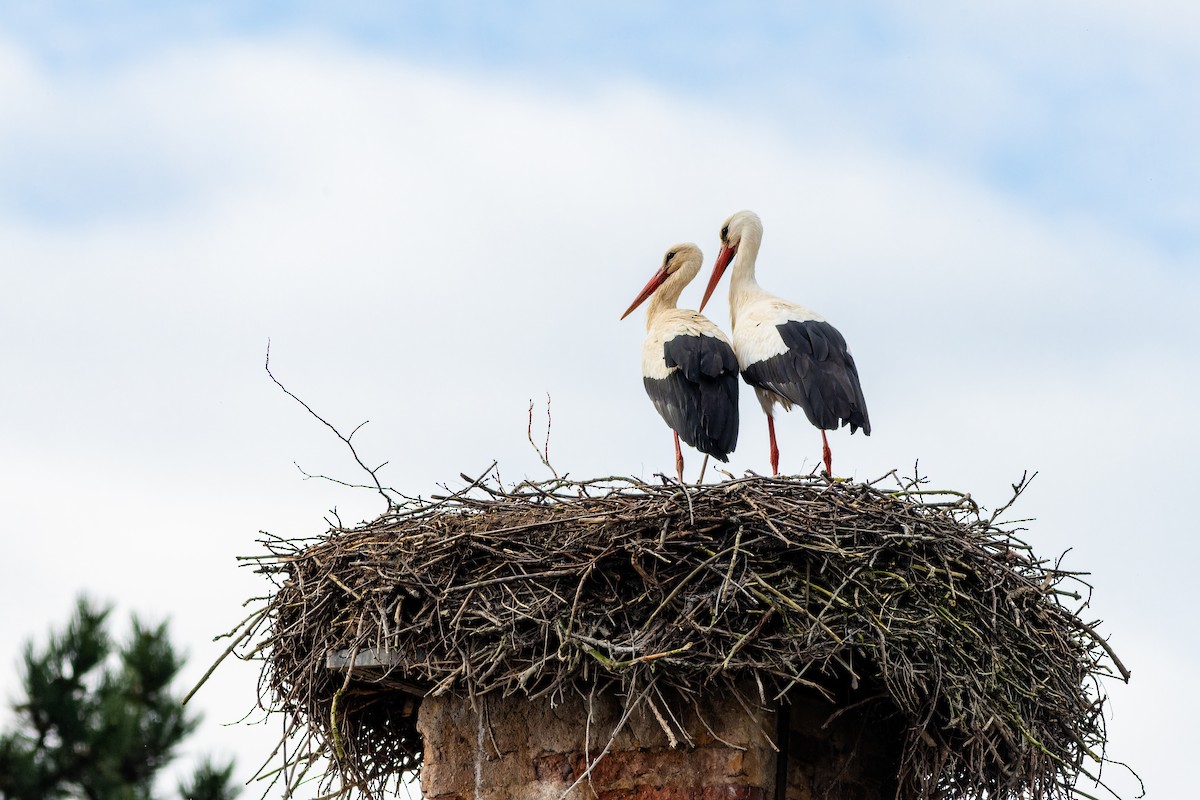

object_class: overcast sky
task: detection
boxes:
[1,2,1196,797]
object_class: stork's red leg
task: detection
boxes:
[767,415,780,476]
[674,432,685,483]
[821,429,832,476]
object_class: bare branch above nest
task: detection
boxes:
[264,340,393,510]
[527,394,559,479]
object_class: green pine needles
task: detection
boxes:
[0,598,237,800]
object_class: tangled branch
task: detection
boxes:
[232,470,1131,800]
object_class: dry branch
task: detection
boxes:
[233,471,1129,800]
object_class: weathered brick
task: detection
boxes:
[532,752,575,782]
[416,686,898,799]
[596,785,767,800]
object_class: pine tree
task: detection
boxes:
[0,597,238,800]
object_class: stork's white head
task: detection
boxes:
[699,210,763,312]
[620,243,704,320]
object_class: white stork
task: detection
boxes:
[699,210,869,476]
[621,243,740,482]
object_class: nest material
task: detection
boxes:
[246,472,1127,799]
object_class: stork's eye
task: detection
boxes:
[720,225,729,242]
[666,250,677,263]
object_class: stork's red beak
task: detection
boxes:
[620,266,671,320]
[698,243,737,313]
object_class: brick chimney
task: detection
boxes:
[417,685,899,799]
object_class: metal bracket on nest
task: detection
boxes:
[326,648,427,701]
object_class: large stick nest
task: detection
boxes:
[243,471,1127,799]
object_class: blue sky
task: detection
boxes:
[3,1,1198,254]
[1,3,1196,798]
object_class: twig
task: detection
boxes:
[527,394,559,479]
[182,607,267,706]
[264,340,391,509]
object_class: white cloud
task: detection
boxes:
[0,32,1194,796]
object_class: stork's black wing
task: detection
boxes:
[741,320,870,434]
[643,333,740,460]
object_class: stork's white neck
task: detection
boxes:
[727,228,767,328]
[644,270,689,331]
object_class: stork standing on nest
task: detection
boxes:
[699,210,869,476]
[622,243,739,482]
